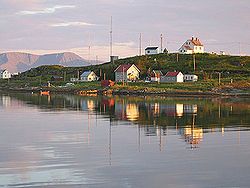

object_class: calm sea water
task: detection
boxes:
[0,92,249,188]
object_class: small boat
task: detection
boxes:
[40,91,50,95]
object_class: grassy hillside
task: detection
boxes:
[1,53,249,93]
[17,53,250,80]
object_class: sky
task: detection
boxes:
[1,0,250,61]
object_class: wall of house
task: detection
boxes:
[115,72,127,82]
[161,76,177,83]
[179,39,204,54]
[184,75,198,82]
[176,73,184,82]
[145,49,158,55]
[0,71,11,79]
[127,66,139,81]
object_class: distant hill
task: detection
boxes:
[0,52,98,73]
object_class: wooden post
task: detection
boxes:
[193,54,196,72]
[176,53,179,62]
[64,71,66,82]
[122,67,125,86]
[218,72,221,85]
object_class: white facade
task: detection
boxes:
[161,72,184,83]
[80,71,98,82]
[115,64,140,82]
[179,37,204,54]
[145,47,159,55]
[0,70,11,79]
[184,74,198,82]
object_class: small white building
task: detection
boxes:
[145,46,159,55]
[0,70,11,79]
[80,71,98,82]
[184,74,198,82]
[179,37,204,54]
[161,71,184,83]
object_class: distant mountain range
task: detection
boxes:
[0,52,99,73]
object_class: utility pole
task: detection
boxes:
[193,54,196,72]
[176,53,179,62]
[160,34,163,53]
[100,69,102,80]
[139,33,142,56]
[64,71,66,82]
[218,72,221,85]
[110,16,113,62]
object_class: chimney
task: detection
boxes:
[192,37,194,40]
[196,37,198,41]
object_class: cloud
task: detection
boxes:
[17,5,75,15]
[114,41,135,47]
[50,22,96,27]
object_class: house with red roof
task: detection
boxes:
[114,64,140,82]
[161,71,184,83]
[179,37,204,54]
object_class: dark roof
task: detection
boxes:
[183,46,193,50]
[191,38,203,46]
[145,46,158,50]
[166,71,181,77]
[81,71,92,77]
[115,64,132,72]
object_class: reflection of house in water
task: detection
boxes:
[144,126,167,137]
[0,95,11,108]
[183,127,203,147]
[184,104,198,114]
[162,104,184,117]
[81,99,96,111]
[126,104,139,121]
[115,101,139,122]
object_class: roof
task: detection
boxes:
[190,38,203,46]
[114,64,140,73]
[183,46,193,50]
[152,70,163,76]
[0,69,7,73]
[145,46,158,50]
[81,71,93,77]
[165,71,181,77]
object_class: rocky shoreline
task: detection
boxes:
[1,86,249,98]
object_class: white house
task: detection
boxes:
[184,74,198,82]
[161,71,184,83]
[114,64,140,82]
[179,37,204,54]
[80,71,98,82]
[145,46,159,55]
[0,70,11,79]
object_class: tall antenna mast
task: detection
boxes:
[160,34,163,53]
[139,33,142,56]
[110,16,113,61]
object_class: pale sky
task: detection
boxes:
[1,0,250,61]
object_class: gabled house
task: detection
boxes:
[151,70,163,82]
[114,64,140,82]
[179,37,204,54]
[145,46,159,55]
[184,74,198,82]
[161,71,184,83]
[0,70,11,79]
[80,71,98,82]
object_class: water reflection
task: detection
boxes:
[0,92,250,187]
